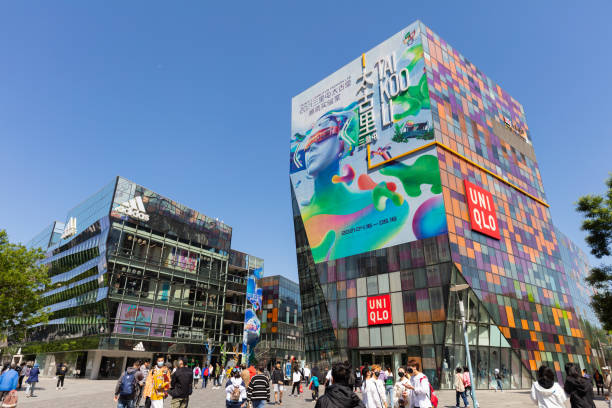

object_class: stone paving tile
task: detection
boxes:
[14,377,611,407]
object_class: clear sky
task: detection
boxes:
[1,1,610,281]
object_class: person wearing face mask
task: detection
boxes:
[362,366,387,408]
[142,357,170,408]
[393,367,411,408]
[404,360,433,408]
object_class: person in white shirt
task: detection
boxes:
[303,365,311,387]
[325,366,333,387]
[362,366,387,408]
[404,360,432,408]
[530,365,567,408]
[393,367,411,408]
[291,366,302,397]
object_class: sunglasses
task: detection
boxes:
[304,125,340,151]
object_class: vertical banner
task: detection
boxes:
[242,266,264,364]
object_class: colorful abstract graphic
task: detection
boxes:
[290,22,446,263]
[113,303,174,337]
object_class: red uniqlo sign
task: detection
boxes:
[367,294,392,325]
[464,180,501,240]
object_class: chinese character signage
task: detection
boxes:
[464,180,500,240]
[367,294,392,325]
[290,22,447,263]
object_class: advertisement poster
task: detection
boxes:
[290,22,446,263]
[114,303,174,337]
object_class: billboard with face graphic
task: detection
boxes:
[290,22,447,263]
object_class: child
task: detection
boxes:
[308,373,320,401]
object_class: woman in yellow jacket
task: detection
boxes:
[142,358,171,408]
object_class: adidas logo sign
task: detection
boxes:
[61,217,77,239]
[133,342,145,351]
[116,196,150,221]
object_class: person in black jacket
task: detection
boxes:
[315,362,364,408]
[169,359,193,408]
[271,362,284,405]
[564,362,595,408]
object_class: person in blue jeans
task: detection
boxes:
[454,367,469,407]
[25,363,40,398]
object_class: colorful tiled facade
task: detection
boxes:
[290,20,599,389]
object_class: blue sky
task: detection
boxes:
[1,1,610,281]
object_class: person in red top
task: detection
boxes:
[463,366,474,406]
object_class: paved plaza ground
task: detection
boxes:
[14,377,611,407]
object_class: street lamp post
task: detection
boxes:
[450,284,479,408]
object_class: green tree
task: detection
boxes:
[576,173,612,330]
[0,229,50,341]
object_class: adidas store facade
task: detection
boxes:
[22,176,255,379]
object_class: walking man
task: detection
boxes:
[271,362,284,405]
[56,362,68,390]
[114,360,144,408]
[142,356,170,408]
[169,359,192,408]
[247,365,271,408]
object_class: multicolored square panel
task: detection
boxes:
[421,22,595,379]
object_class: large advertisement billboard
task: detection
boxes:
[113,303,174,337]
[290,22,446,263]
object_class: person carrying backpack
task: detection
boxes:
[201,364,210,389]
[225,368,246,408]
[114,360,144,408]
[193,364,201,388]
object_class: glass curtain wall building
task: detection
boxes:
[258,275,304,368]
[22,176,261,379]
[290,20,600,389]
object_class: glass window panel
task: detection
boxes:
[400,269,414,291]
[357,297,367,327]
[426,265,441,286]
[414,268,427,289]
[393,324,406,346]
[490,325,501,347]
[398,243,411,270]
[387,245,400,272]
[391,292,404,324]
[429,286,445,321]
[357,278,367,297]
[328,300,337,330]
[346,298,358,328]
[432,322,444,345]
[511,351,521,389]
[402,290,417,323]
[478,325,490,346]
[476,348,489,389]
[405,324,419,345]
[445,322,454,344]
[389,271,401,292]
[366,276,378,295]
[467,323,478,345]
[501,348,511,389]
[337,280,347,299]
[381,325,393,347]
[369,327,382,347]
[359,327,369,347]
[416,289,432,322]
[338,299,347,329]
[346,279,357,298]
[419,323,434,344]
[378,274,389,294]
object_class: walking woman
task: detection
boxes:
[362,366,387,408]
[454,367,469,407]
[463,366,473,406]
[291,366,302,396]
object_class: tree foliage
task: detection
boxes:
[576,173,612,331]
[0,230,50,341]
